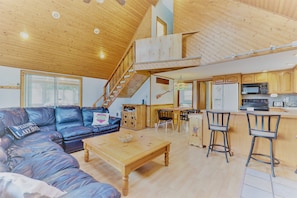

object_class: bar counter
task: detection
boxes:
[201,109,297,167]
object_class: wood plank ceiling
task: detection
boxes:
[1,0,296,80]
[234,0,297,21]
[0,0,157,79]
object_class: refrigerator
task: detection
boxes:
[212,83,239,111]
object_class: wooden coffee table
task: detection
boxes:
[83,129,171,196]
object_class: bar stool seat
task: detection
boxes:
[245,112,281,177]
[206,111,232,163]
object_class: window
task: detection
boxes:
[156,17,167,36]
[178,83,192,107]
[21,71,82,107]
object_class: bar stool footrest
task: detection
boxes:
[251,153,280,165]
[209,144,232,156]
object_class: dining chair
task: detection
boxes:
[157,109,174,131]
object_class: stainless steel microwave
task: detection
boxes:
[241,83,268,94]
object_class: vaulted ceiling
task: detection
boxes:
[1,0,297,81]
[0,0,157,79]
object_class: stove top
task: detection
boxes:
[239,105,269,111]
[240,99,269,111]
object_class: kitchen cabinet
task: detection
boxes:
[294,66,297,93]
[122,104,146,130]
[255,73,268,83]
[213,74,241,84]
[242,73,267,84]
[268,69,293,94]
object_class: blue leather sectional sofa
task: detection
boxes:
[0,106,121,197]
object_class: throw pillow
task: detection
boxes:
[8,122,40,140]
[92,112,109,126]
[0,172,66,198]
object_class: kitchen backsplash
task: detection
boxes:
[242,94,297,107]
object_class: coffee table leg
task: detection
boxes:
[122,174,129,196]
[165,145,170,166]
[84,148,89,162]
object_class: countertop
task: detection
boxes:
[201,107,297,119]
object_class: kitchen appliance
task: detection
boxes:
[273,101,285,107]
[241,83,268,95]
[240,99,269,111]
[212,83,239,111]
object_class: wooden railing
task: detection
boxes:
[93,43,135,107]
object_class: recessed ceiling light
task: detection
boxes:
[94,28,100,34]
[20,32,29,39]
[52,11,60,19]
[99,52,105,59]
[96,0,104,3]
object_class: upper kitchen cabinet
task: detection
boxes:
[213,74,241,84]
[268,69,293,94]
[242,73,267,84]
[293,66,297,93]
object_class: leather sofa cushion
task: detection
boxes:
[59,126,92,140]
[109,116,121,125]
[55,106,83,131]
[0,108,29,137]
[91,124,119,133]
[0,135,13,150]
[81,107,108,127]
[25,107,56,131]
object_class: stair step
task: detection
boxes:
[120,80,126,84]
[117,85,122,89]
[113,90,118,93]
[106,99,111,102]
[109,95,114,98]
[124,75,130,79]
[128,69,134,72]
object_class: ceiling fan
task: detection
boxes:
[83,0,126,5]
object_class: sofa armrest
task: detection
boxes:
[109,116,121,125]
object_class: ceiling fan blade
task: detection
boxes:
[116,0,126,5]
[83,0,91,3]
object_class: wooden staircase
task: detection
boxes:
[93,32,201,108]
[93,43,150,108]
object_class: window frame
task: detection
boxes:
[20,70,82,107]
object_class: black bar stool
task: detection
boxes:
[245,112,281,177]
[206,111,232,163]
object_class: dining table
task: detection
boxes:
[160,107,193,132]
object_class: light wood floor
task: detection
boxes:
[71,126,297,198]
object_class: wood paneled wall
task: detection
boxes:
[174,0,297,66]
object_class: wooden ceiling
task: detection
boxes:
[234,0,297,20]
[0,0,157,79]
[1,0,297,80]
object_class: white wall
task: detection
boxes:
[82,77,106,107]
[0,66,21,108]
[151,0,174,37]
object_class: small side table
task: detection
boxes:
[188,113,203,148]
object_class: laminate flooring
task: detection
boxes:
[71,126,297,198]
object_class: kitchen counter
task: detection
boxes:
[201,109,297,167]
